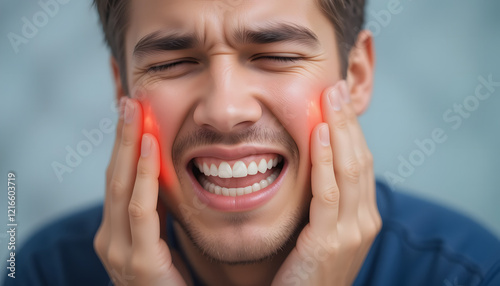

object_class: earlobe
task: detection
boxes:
[111,57,128,104]
[346,30,375,116]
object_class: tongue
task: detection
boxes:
[201,167,277,188]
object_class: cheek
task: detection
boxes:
[267,78,324,160]
[137,86,192,190]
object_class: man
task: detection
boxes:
[5,0,500,285]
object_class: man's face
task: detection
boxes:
[124,0,342,263]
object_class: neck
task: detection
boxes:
[172,222,293,286]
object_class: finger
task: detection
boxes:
[127,136,187,285]
[109,98,143,246]
[96,97,127,262]
[341,89,377,220]
[103,97,127,228]
[106,96,127,187]
[309,123,339,238]
[322,81,360,225]
[348,108,379,228]
[129,134,162,253]
[336,84,380,230]
[335,84,372,224]
[327,84,380,282]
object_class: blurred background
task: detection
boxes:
[1,0,499,276]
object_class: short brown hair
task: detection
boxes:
[94,0,365,95]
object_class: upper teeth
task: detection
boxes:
[195,156,282,178]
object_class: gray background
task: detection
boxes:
[1,0,499,277]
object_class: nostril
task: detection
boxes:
[233,120,257,130]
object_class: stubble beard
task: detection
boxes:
[172,198,309,265]
[169,124,306,264]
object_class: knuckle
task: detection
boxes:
[334,118,348,130]
[120,132,135,147]
[342,159,360,183]
[318,153,334,166]
[128,200,146,219]
[322,187,340,206]
[361,220,380,242]
[351,234,363,249]
[365,225,379,242]
[109,178,127,200]
[364,223,377,240]
[295,237,315,259]
[344,230,363,251]
[297,226,315,247]
[93,231,106,256]
[356,149,372,170]
[136,164,150,178]
[322,233,341,255]
[356,155,367,170]
[106,249,123,267]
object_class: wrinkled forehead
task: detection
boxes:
[126,0,325,50]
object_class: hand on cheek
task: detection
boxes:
[94,97,188,286]
[138,98,177,189]
[272,81,381,286]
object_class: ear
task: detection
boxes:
[346,30,375,115]
[111,57,128,103]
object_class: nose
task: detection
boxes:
[193,57,262,133]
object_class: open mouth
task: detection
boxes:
[190,154,285,197]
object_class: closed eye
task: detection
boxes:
[147,60,198,73]
[146,56,302,74]
[253,56,303,63]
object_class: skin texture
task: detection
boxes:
[94,0,381,285]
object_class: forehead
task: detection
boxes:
[126,0,329,47]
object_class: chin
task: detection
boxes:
[176,203,309,265]
[164,155,311,265]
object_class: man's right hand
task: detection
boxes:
[93,97,187,286]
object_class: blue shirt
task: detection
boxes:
[4,181,500,285]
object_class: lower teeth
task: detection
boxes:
[199,170,280,197]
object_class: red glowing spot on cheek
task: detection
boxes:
[140,102,159,143]
[143,112,156,136]
[307,96,323,136]
[139,100,175,188]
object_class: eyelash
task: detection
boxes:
[147,61,194,73]
[147,56,303,73]
[255,56,303,63]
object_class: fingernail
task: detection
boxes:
[124,99,135,124]
[141,135,151,157]
[119,97,127,119]
[319,124,330,146]
[340,81,351,103]
[328,87,342,111]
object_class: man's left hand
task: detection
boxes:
[273,81,382,286]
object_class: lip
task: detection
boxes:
[184,144,286,163]
[184,144,288,212]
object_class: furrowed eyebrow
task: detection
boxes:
[133,31,198,59]
[234,22,320,48]
[132,22,319,60]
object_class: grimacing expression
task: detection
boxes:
[122,0,343,263]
